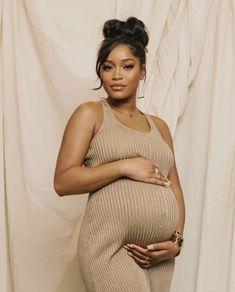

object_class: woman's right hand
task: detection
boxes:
[121,157,171,187]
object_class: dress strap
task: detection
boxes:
[96,98,118,126]
[97,98,110,110]
[144,114,165,138]
[97,98,119,121]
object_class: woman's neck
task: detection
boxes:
[107,96,137,112]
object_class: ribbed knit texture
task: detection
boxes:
[78,99,179,292]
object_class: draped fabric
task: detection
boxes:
[0,1,234,291]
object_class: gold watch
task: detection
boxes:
[170,231,184,256]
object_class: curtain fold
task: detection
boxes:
[0,0,16,291]
[1,0,234,291]
[172,1,235,291]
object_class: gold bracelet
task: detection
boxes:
[171,231,184,256]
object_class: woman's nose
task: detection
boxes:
[112,68,122,80]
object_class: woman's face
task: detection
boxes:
[100,44,145,100]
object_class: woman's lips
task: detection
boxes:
[110,85,126,91]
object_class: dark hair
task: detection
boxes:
[95,17,149,89]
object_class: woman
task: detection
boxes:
[54,17,185,292]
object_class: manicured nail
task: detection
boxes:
[127,244,134,248]
[147,245,154,250]
[124,245,130,250]
[165,181,171,186]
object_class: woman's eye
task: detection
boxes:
[124,64,134,70]
[102,65,112,71]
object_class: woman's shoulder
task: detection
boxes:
[74,100,102,114]
[67,101,103,134]
[64,101,102,129]
[148,114,171,138]
[70,101,102,121]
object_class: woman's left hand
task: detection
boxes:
[124,240,179,269]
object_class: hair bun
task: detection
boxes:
[103,17,148,47]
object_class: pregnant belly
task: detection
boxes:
[86,178,179,247]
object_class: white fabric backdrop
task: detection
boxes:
[0,0,235,291]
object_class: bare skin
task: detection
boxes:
[54,44,185,269]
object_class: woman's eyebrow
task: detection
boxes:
[104,58,136,64]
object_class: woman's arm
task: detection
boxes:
[54,102,125,196]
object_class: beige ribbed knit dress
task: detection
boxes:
[77,99,179,292]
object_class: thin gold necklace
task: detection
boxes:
[113,107,140,117]
[107,100,140,117]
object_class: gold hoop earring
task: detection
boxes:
[137,79,145,99]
